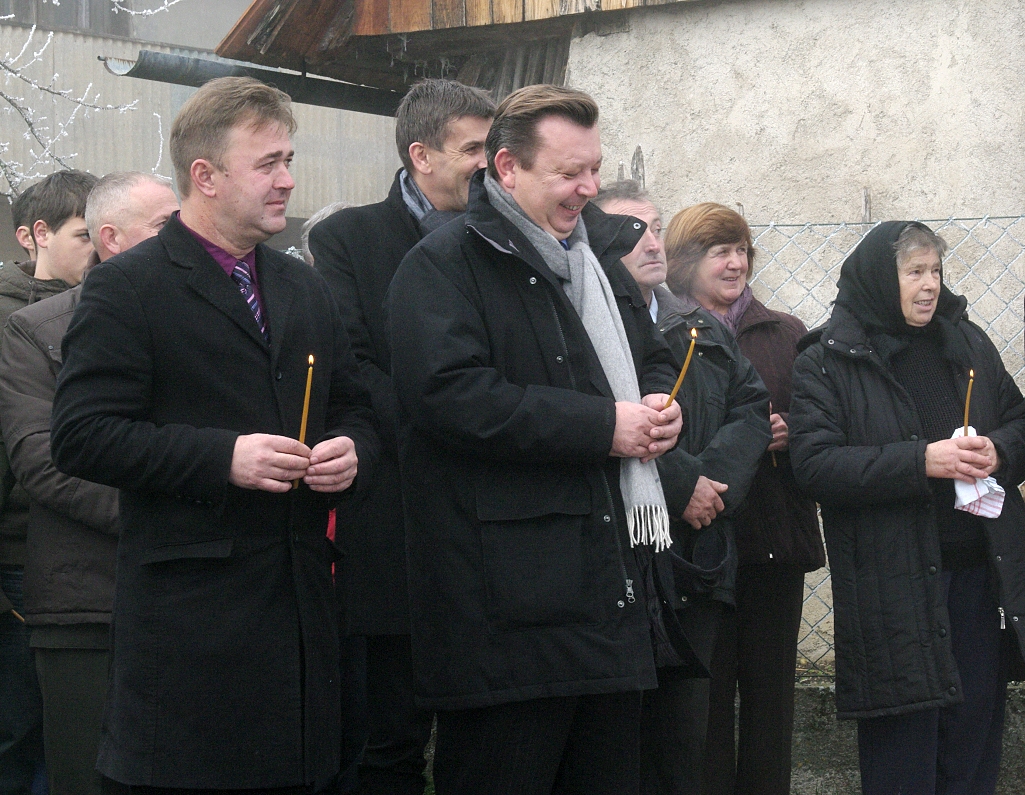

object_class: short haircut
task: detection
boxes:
[664,202,756,297]
[595,180,653,211]
[85,172,174,242]
[394,79,496,172]
[11,182,38,232]
[300,201,350,265]
[485,85,599,179]
[895,222,948,267]
[170,76,296,198]
[29,170,98,241]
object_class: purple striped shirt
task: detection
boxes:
[180,215,266,319]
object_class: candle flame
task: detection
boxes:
[308,355,314,365]
[969,369,974,378]
[691,328,698,338]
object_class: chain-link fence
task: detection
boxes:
[748,216,1025,679]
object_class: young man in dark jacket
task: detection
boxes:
[309,79,494,795]
[0,170,96,795]
[0,171,178,795]
[387,85,683,795]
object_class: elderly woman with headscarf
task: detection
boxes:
[789,221,1025,794]
[659,203,825,795]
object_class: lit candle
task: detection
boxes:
[294,355,315,489]
[664,328,698,410]
[963,369,974,436]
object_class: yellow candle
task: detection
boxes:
[294,355,314,489]
[664,328,698,410]
[963,369,974,436]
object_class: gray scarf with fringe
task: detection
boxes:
[485,174,671,551]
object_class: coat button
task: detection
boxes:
[948,686,957,695]
[911,435,918,441]
[633,222,642,230]
[529,277,537,285]
[996,555,1002,562]
[603,515,611,523]
[827,339,834,345]
[556,355,564,363]
[680,595,688,603]
[938,628,947,637]
[928,566,937,575]
[850,348,856,353]
[1014,616,1020,622]
[618,600,625,608]
[276,370,283,380]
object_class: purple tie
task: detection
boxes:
[231,261,268,342]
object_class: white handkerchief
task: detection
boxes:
[951,426,1005,518]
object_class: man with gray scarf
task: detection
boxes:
[387,85,683,794]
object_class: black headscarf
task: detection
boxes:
[834,220,965,337]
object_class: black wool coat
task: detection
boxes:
[309,170,421,635]
[790,303,1025,719]
[51,214,380,788]
[386,173,679,710]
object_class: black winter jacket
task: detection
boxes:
[790,303,1025,719]
[310,171,421,635]
[386,173,679,710]
[654,287,771,606]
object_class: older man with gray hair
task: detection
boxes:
[0,171,177,795]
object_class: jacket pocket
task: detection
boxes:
[475,466,610,631]
[139,538,233,564]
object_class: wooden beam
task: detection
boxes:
[353,0,390,36]
[524,0,558,22]
[491,0,523,25]
[389,0,433,32]
[433,0,466,30]
[465,0,492,26]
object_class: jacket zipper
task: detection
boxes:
[601,472,635,604]
[999,606,1006,630]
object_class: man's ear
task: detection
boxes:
[98,224,121,257]
[493,149,517,191]
[32,219,51,249]
[14,225,34,256]
[408,142,431,177]
[190,158,218,199]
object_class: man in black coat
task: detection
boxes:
[50,77,379,793]
[309,78,494,795]
[387,85,683,795]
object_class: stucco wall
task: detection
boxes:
[566,0,1025,224]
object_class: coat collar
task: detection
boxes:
[463,170,643,288]
[160,213,299,363]
[384,168,424,242]
[735,296,778,335]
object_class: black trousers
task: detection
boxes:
[34,646,126,795]
[433,691,643,795]
[702,564,805,795]
[857,564,1007,795]
[358,634,432,795]
[641,597,722,795]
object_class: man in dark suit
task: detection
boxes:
[50,77,379,794]
[308,79,494,795]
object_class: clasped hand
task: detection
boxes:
[611,394,683,463]
[924,435,1000,484]
[228,433,359,493]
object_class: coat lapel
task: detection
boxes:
[162,216,270,351]
[255,247,299,369]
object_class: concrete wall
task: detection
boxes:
[566,0,1025,225]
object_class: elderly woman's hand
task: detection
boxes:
[925,436,1000,483]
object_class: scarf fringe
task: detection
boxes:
[627,504,672,553]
